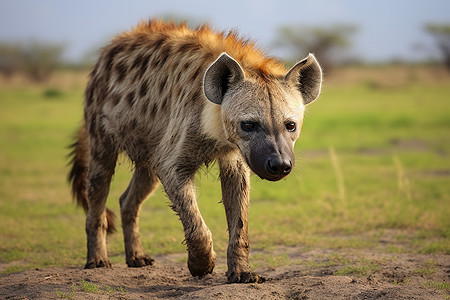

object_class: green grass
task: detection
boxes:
[413,259,436,275]
[334,258,381,276]
[56,285,75,299]
[0,70,449,273]
[423,281,450,290]
[251,253,300,269]
[55,280,127,298]
[79,280,100,293]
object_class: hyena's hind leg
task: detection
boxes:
[84,138,118,269]
[120,166,159,267]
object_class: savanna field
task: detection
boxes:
[0,65,449,298]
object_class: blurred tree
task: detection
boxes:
[274,23,358,71]
[0,40,65,81]
[20,40,66,81]
[425,23,450,70]
[0,43,21,77]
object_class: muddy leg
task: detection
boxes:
[120,166,159,267]
[219,154,265,283]
[161,173,216,278]
[84,145,118,269]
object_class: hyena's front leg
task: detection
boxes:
[160,173,216,278]
[120,166,159,267]
[219,155,265,283]
[85,144,118,269]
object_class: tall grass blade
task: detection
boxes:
[329,146,347,209]
[393,154,412,201]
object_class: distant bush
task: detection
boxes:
[274,23,358,71]
[43,88,63,99]
[0,40,65,82]
[425,23,450,70]
[0,43,21,77]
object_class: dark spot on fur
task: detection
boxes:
[152,41,171,70]
[128,36,146,52]
[192,89,202,101]
[131,54,144,71]
[159,47,170,66]
[127,43,139,53]
[127,91,135,107]
[183,98,191,110]
[112,94,121,106]
[115,61,128,82]
[184,60,192,70]
[105,43,126,79]
[175,71,184,86]
[149,103,157,117]
[159,76,167,95]
[151,34,167,50]
[139,81,149,98]
[178,42,193,54]
[130,118,138,128]
[177,40,201,55]
[152,57,163,69]
[192,66,202,79]
[140,54,151,76]
[140,101,149,118]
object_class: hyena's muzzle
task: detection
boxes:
[245,131,294,181]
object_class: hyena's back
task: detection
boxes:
[84,20,287,165]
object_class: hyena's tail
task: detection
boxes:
[67,123,116,234]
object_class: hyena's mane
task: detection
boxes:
[118,19,287,79]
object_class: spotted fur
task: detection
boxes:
[68,19,322,283]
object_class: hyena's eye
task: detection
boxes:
[285,122,296,132]
[241,121,260,132]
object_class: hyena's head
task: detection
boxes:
[203,53,322,181]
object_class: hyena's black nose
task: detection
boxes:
[266,156,292,177]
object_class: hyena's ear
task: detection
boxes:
[285,53,322,105]
[203,52,245,105]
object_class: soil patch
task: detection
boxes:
[1,247,449,299]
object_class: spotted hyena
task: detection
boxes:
[68,19,322,283]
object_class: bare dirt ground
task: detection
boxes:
[1,239,449,300]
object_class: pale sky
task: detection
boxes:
[0,0,449,62]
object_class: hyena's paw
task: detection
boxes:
[84,259,112,269]
[226,271,266,284]
[127,255,155,268]
[187,250,216,279]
